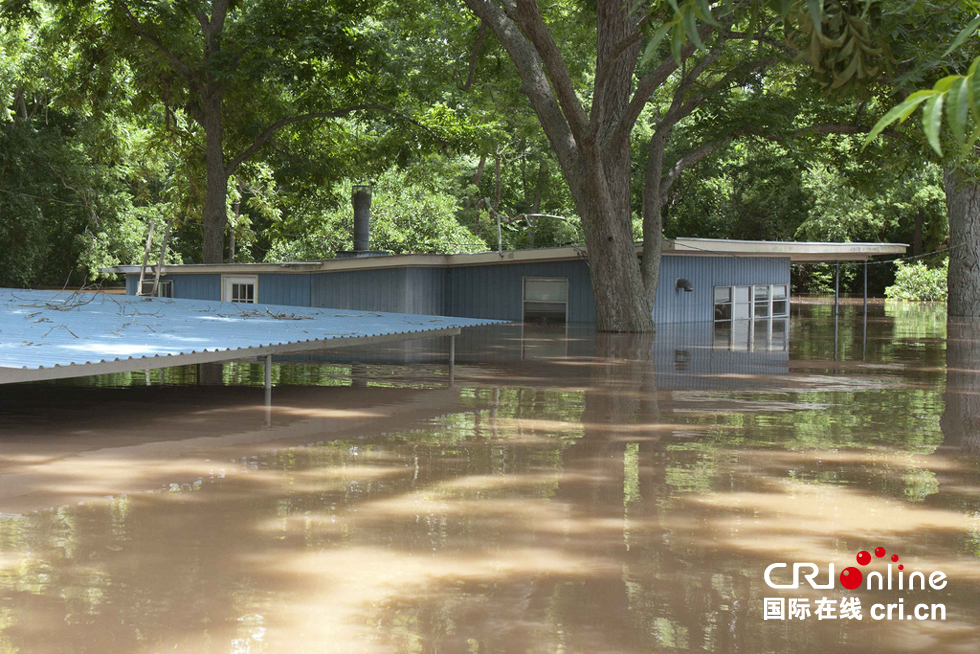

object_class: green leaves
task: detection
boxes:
[639,0,723,67]
[865,56,980,158]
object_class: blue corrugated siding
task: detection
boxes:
[173,274,221,301]
[159,254,791,324]
[311,269,409,312]
[405,268,446,315]
[653,256,791,324]
[258,273,311,307]
[447,260,596,322]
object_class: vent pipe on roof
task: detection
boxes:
[352,184,372,252]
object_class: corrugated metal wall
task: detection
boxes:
[131,254,791,324]
[172,274,221,301]
[311,268,409,312]
[653,255,791,324]
[259,273,311,307]
[446,260,596,322]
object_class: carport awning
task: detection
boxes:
[0,289,502,384]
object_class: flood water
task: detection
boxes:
[0,301,977,653]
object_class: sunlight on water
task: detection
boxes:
[0,304,978,653]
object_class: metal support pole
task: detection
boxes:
[834,261,840,316]
[264,354,272,390]
[863,260,868,315]
[862,260,868,361]
[448,335,456,387]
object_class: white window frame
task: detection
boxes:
[521,276,569,323]
[713,284,790,322]
[222,275,258,304]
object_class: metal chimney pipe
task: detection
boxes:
[352,184,372,252]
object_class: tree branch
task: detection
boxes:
[611,26,717,147]
[462,0,579,168]
[226,105,415,175]
[512,0,590,140]
[661,135,734,195]
[462,21,489,91]
[117,1,202,89]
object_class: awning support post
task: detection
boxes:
[863,260,868,315]
[264,354,272,391]
[834,261,840,316]
[448,334,456,387]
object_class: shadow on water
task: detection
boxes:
[0,303,978,652]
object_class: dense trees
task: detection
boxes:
[0,0,974,322]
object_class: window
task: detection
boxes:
[714,287,732,321]
[523,277,568,324]
[753,285,770,319]
[714,284,790,322]
[222,275,258,304]
[139,279,173,298]
[772,285,789,317]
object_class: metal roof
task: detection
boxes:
[102,239,908,276]
[0,289,502,384]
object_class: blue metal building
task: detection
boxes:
[108,239,906,325]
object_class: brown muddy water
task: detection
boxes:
[0,302,977,653]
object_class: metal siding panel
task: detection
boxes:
[173,274,221,301]
[257,274,311,307]
[652,256,791,324]
[125,275,138,296]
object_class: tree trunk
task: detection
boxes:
[945,169,980,317]
[571,154,654,333]
[942,318,980,454]
[202,100,229,264]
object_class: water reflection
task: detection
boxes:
[0,303,977,653]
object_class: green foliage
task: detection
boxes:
[885,259,948,302]
[266,166,484,261]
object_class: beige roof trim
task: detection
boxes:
[105,238,908,275]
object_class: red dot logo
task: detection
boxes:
[840,566,863,590]
[898,564,904,571]
[875,547,886,558]
[856,550,871,565]
[891,554,899,563]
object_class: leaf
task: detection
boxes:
[862,92,934,148]
[944,16,980,57]
[640,23,672,67]
[946,76,968,147]
[683,5,703,50]
[968,57,980,123]
[671,21,683,64]
[933,74,960,94]
[922,92,944,156]
[694,0,721,27]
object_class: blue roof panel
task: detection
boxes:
[0,289,503,372]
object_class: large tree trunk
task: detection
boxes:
[569,153,654,332]
[942,318,980,454]
[945,169,980,317]
[202,100,228,264]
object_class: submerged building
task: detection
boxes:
[106,239,905,326]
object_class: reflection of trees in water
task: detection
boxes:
[943,319,980,454]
